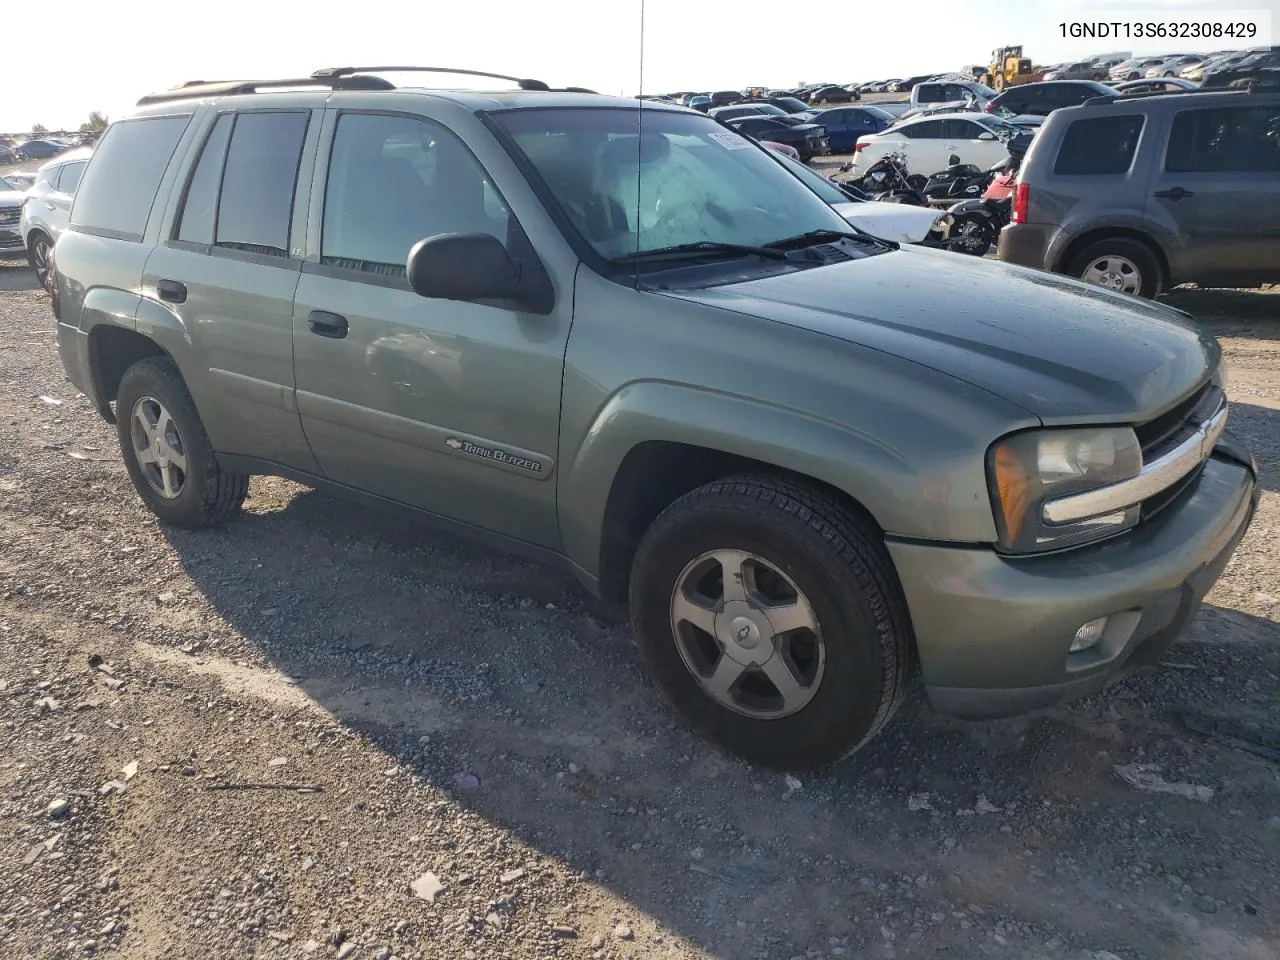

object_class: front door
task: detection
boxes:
[1154,103,1280,286]
[291,109,571,548]
[140,100,326,473]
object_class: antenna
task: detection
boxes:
[634,0,646,289]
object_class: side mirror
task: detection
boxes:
[407,232,522,305]
[977,131,997,141]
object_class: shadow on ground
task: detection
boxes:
[0,262,39,292]
[1164,287,1280,339]
[157,479,1280,959]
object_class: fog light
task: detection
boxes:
[1070,616,1108,653]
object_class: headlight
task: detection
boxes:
[988,426,1142,553]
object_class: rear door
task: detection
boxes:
[141,98,327,473]
[1153,102,1280,286]
[896,119,947,172]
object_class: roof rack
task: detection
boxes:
[1084,87,1247,105]
[136,74,393,106]
[311,66,597,94]
[136,66,598,107]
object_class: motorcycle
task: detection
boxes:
[944,132,1034,256]
[920,153,993,208]
[840,150,929,206]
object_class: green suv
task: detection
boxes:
[49,68,1258,770]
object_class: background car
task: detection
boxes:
[0,184,26,261]
[1043,60,1108,81]
[998,90,1280,297]
[1,172,36,192]
[13,139,68,161]
[1201,50,1280,88]
[852,112,1019,174]
[910,80,997,111]
[726,115,831,161]
[1112,77,1200,95]
[807,84,857,104]
[796,105,895,151]
[18,147,92,285]
[985,80,1117,118]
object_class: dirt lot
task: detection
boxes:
[1,260,1278,960]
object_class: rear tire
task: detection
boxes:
[1066,237,1162,299]
[115,356,249,528]
[948,214,996,256]
[628,475,915,770]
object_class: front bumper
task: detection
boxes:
[0,212,24,259]
[887,437,1258,719]
[995,222,1052,270]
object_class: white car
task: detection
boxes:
[19,147,92,286]
[851,113,1021,176]
[771,152,948,245]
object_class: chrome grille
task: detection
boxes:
[0,207,20,226]
[1137,382,1226,519]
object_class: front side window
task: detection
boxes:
[216,111,309,257]
[1054,115,1144,174]
[492,107,852,263]
[71,115,191,240]
[1166,107,1280,173]
[321,112,510,278]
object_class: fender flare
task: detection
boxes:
[557,380,928,580]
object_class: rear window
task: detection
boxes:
[70,116,191,241]
[1053,115,1144,174]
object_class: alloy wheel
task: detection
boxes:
[669,549,825,719]
[129,396,189,499]
[1081,255,1143,295]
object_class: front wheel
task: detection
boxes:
[1066,238,1162,298]
[629,475,916,770]
[27,231,52,288]
[947,214,996,256]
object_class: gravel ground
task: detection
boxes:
[1,260,1278,960]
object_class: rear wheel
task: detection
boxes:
[629,475,915,770]
[115,356,249,528]
[947,214,996,256]
[1067,238,1161,298]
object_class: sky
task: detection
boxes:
[4,0,1272,132]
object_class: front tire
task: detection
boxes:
[1066,237,1161,298]
[27,231,52,288]
[115,356,249,528]
[628,475,915,770]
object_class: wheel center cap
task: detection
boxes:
[716,601,772,664]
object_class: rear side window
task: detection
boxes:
[215,111,309,257]
[1165,106,1280,173]
[70,116,191,241]
[1054,115,1144,174]
[56,161,87,194]
[175,114,233,245]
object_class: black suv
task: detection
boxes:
[998,89,1280,297]
[985,80,1116,118]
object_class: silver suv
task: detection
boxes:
[998,89,1280,298]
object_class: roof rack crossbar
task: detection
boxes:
[313,66,551,91]
[136,75,395,106]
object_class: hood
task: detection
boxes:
[832,200,941,243]
[661,247,1214,423]
[0,189,26,207]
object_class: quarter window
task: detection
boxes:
[70,115,191,241]
[56,162,87,194]
[215,111,309,257]
[1166,107,1280,173]
[321,112,510,278]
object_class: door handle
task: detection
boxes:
[156,279,187,304]
[1154,186,1194,200]
[307,310,348,339]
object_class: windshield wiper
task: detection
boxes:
[608,241,789,264]
[765,228,886,250]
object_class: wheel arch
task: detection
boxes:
[1054,227,1170,289]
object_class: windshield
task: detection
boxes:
[753,104,788,116]
[864,105,895,122]
[493,107,853,264]
[770,151,851,205]
[774,97,809,113]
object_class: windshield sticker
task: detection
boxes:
[707,131,752,150]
